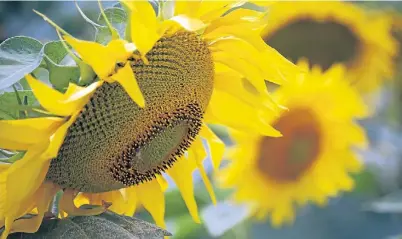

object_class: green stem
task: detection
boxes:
[12,85,27,118]
[33,10,70,36]
[98,0,119,40]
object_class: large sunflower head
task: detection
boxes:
[0,1,298,238]
[261,1,398,93]
[219,61,369,227]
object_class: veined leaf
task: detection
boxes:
[0,36,44,91]
[43,41,80,92]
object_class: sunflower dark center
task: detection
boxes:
[257,108,321,183]
[46,31,214,193]
[264,19,360,70]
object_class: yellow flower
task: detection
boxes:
[0,1,298,238]
[260,1,398,93]
[218,62,368,227]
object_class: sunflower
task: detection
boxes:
[218,61,368,227]
[261,1,397,93]
[0,1,298,237]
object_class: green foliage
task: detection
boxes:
[0,91,37,120]
[43,41,80,92]
[96,7,128,44]
[171,214,205,239]
[0,36,44,91]
[7,210,171,239]
[162,184,233,239]
[0,151,24,163]
[351,170,381,197]
[99,8,127,38]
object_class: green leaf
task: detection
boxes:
[0,149,14,158]
[43,41,80,92]
[165,185,212,220]
[0,151,25,163]
[349,170,380,197]
[96,7,128,44]
[164,183,232,220]
[0,91,37,120]
[0,36,44,91]
[207,124,231,145]
[95,27,116,45]
[7,211,171,239]
[171,214,205,239]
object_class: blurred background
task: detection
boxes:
[2,1,402,239]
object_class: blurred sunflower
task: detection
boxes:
[0,1,297,237]
[261,1,397,93]
[219,61,368,227]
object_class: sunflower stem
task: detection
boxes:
[12,85,27,119]
[74,1,102,29]
[98,0,119,40]
[33,10,70,36]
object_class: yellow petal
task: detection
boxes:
[156,175,168,192]
[64,35,113,79]
[105,191,127,215]
[64,36,131,79]
[204,26,267,51]
[136,180,166,228]
[106,39,136,63]
[74,191,127,215]
[0,117,64,150]
[168,15,206,32]
[212,52,268,95]
[59,189,107,216]
[108,191,128,215]
[43,113,79,159]
[174,1,201,18]
[74,193,90,208]
[0,164,10,173]
[124,187,138,216]
[0,181,58,239]
[204,8,263,33]
[210,37,286,85]
[167,156,200,223]
[198,1,232,22]
[250,1,276,7]
[2,144,50,221]
[63,81,102,108]
[26,74,72,116]
[188,143,216,205]
[27,74,100,116]
[8,182,59,235]
[127,1,160,56]
[109,64,145,108]
[123,1,157,30]
[205,90,281,136]
[199,125,225,171]
[214,66,278,112]
[64,83,85,97]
